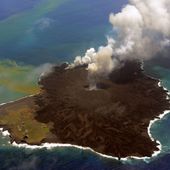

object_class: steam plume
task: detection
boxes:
[71,0,170,89]
[109,0,170,60]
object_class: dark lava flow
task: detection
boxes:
[34,61,170,158]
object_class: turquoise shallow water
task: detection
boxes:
[148,66,170,154]
[0,0,170,169]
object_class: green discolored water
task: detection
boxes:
[0,60,40,103]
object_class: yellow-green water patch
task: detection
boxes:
[0,60,40,103]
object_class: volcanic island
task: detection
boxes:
[0,61,169,159]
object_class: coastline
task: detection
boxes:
[0,66,169,161]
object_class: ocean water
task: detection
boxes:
[0,0,127,65]
[0,0,170,170]
[0,0,44,20]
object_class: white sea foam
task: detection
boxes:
[0,128,10,137]
[0,94,35,107]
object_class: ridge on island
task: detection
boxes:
[0,61,169,159]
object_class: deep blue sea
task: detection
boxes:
[0,0,170,169]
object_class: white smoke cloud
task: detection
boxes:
[70,0,170,89]
[109,0,170,60]
[69,45,117,90]
[27,63,54,83]
[87,45,115,90]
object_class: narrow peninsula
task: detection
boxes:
[0,61,169,158]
